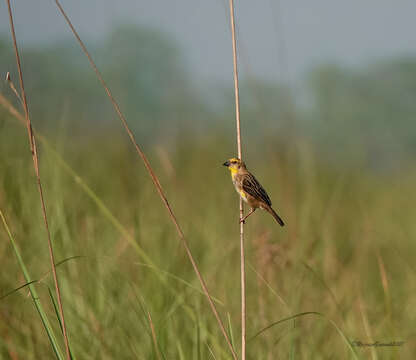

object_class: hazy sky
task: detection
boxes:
[1,0,416,85]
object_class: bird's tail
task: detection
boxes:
[266,206,285,226]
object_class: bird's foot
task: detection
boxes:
[239,218,246,224]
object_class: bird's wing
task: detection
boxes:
[242,173,272,206]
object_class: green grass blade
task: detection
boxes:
[0,280,37,300]
[226,312,236,352]
[1,256,82,302]
[0,209,64,360]
[249,311,359,359]
[289,319,296,360]
[48,287,75,360]
[206,342,218,360]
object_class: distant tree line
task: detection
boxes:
[1,25,416,168]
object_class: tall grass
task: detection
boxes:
[1,117,414,358]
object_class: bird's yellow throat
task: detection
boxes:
[228,167,238,179]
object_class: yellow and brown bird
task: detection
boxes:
[223,157,284,226]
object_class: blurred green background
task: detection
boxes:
[1,4,416,359]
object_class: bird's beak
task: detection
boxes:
[223,161,230,167]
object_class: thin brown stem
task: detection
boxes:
[52,1,237,358]
[228,0,242,160]
[5,1,71,359]
[228,0,245,359]
[147,311,162,360]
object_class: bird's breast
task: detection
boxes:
[231,176,248,203]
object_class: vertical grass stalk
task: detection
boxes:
[5,1,71,358]
[228,0,246,358]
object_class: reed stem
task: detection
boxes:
[228,0,246,358]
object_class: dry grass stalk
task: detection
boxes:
[228,0,246,358]
[52,0,237,358]
[147,310,162,360]
[5,1,71,359]
[6,0,71,360]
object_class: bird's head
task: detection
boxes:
[222,157,246,173]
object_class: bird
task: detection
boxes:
[223,157,284,226]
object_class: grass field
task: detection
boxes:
[0,112,414,359]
